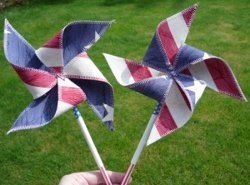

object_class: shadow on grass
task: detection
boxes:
[27,0,75,5]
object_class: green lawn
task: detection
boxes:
[0,0,249,184]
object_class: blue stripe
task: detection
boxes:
[63,21,112,66]
[176,75,196,109]
[129,76,172,102]
[174,44,204,72]
[71,78,114,129]
[176,75,194,87]
[143,34,169,73]
[4,20,50,71]
[9,86,58,132]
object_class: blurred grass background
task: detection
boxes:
[0,0,249,184]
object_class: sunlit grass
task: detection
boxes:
[0,0,249,184]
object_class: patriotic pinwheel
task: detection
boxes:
[4,19,114,185]
[104,4,246,185]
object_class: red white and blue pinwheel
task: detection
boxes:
[4,19,115,185]
[104,4,246,145]
[4,19,114,133]
[104,4,246,185]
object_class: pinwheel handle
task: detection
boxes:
[153,101,163,115]
[73,106,112,185]
[121,102,162,185]
[73,107,81,119]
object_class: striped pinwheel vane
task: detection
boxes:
[4,19,114,132]
[4,19,115,185]
[104,4,246,185]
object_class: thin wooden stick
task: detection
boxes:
[121,103,162,185]
[73,106,112,185]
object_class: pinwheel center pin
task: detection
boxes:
[169,70,177,77]
[55,72,66,80]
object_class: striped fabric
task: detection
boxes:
[4,19,114,133]
[104,4,246,145]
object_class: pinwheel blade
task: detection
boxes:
[103,53,159,86]
[64,52,114,129]
[143,3,199,68]
[4,19,50,71]
[188,56,247,101]
[7,86,58,133]
[7,78,86,133]
[147,77,206,145]
[63,20,114,66]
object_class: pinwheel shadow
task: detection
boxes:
[28,0,75,5]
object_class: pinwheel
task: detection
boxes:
[103,4,246,184]
[4,19,114,185]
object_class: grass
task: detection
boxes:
[0,0,249,184]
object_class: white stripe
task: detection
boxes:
[188,59,218,91]
[102,104,114,122]
[64,56,106,80]
[4,29,11,34]
[54,101,72,118]
[36,47,63,67]
[165,82,192,128]
[148,67,161,77]
[147,125,161,145]
[103,53,135,86]
[55,79,82,118]
[203,52,210,60]
[24,83,51,99]
[95,31,100,42]
[84,32,100,50]
[85,43,93,50]
[167,12,189,48]
[184,79,206,104]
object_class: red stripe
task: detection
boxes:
[155,105,177,136]
[181,68,192,76]
[51,66,63,73]
[182,4,197,27]
[43,31,62,48]
[13,65,56,88]
[77,52,90,58]
[59,86,86,105]
[121,163,135,185]
[158,21,178,64]
[100,167,112,185]
[176,83,192,110]
[205,58,244,99]
[125,60,152,82]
